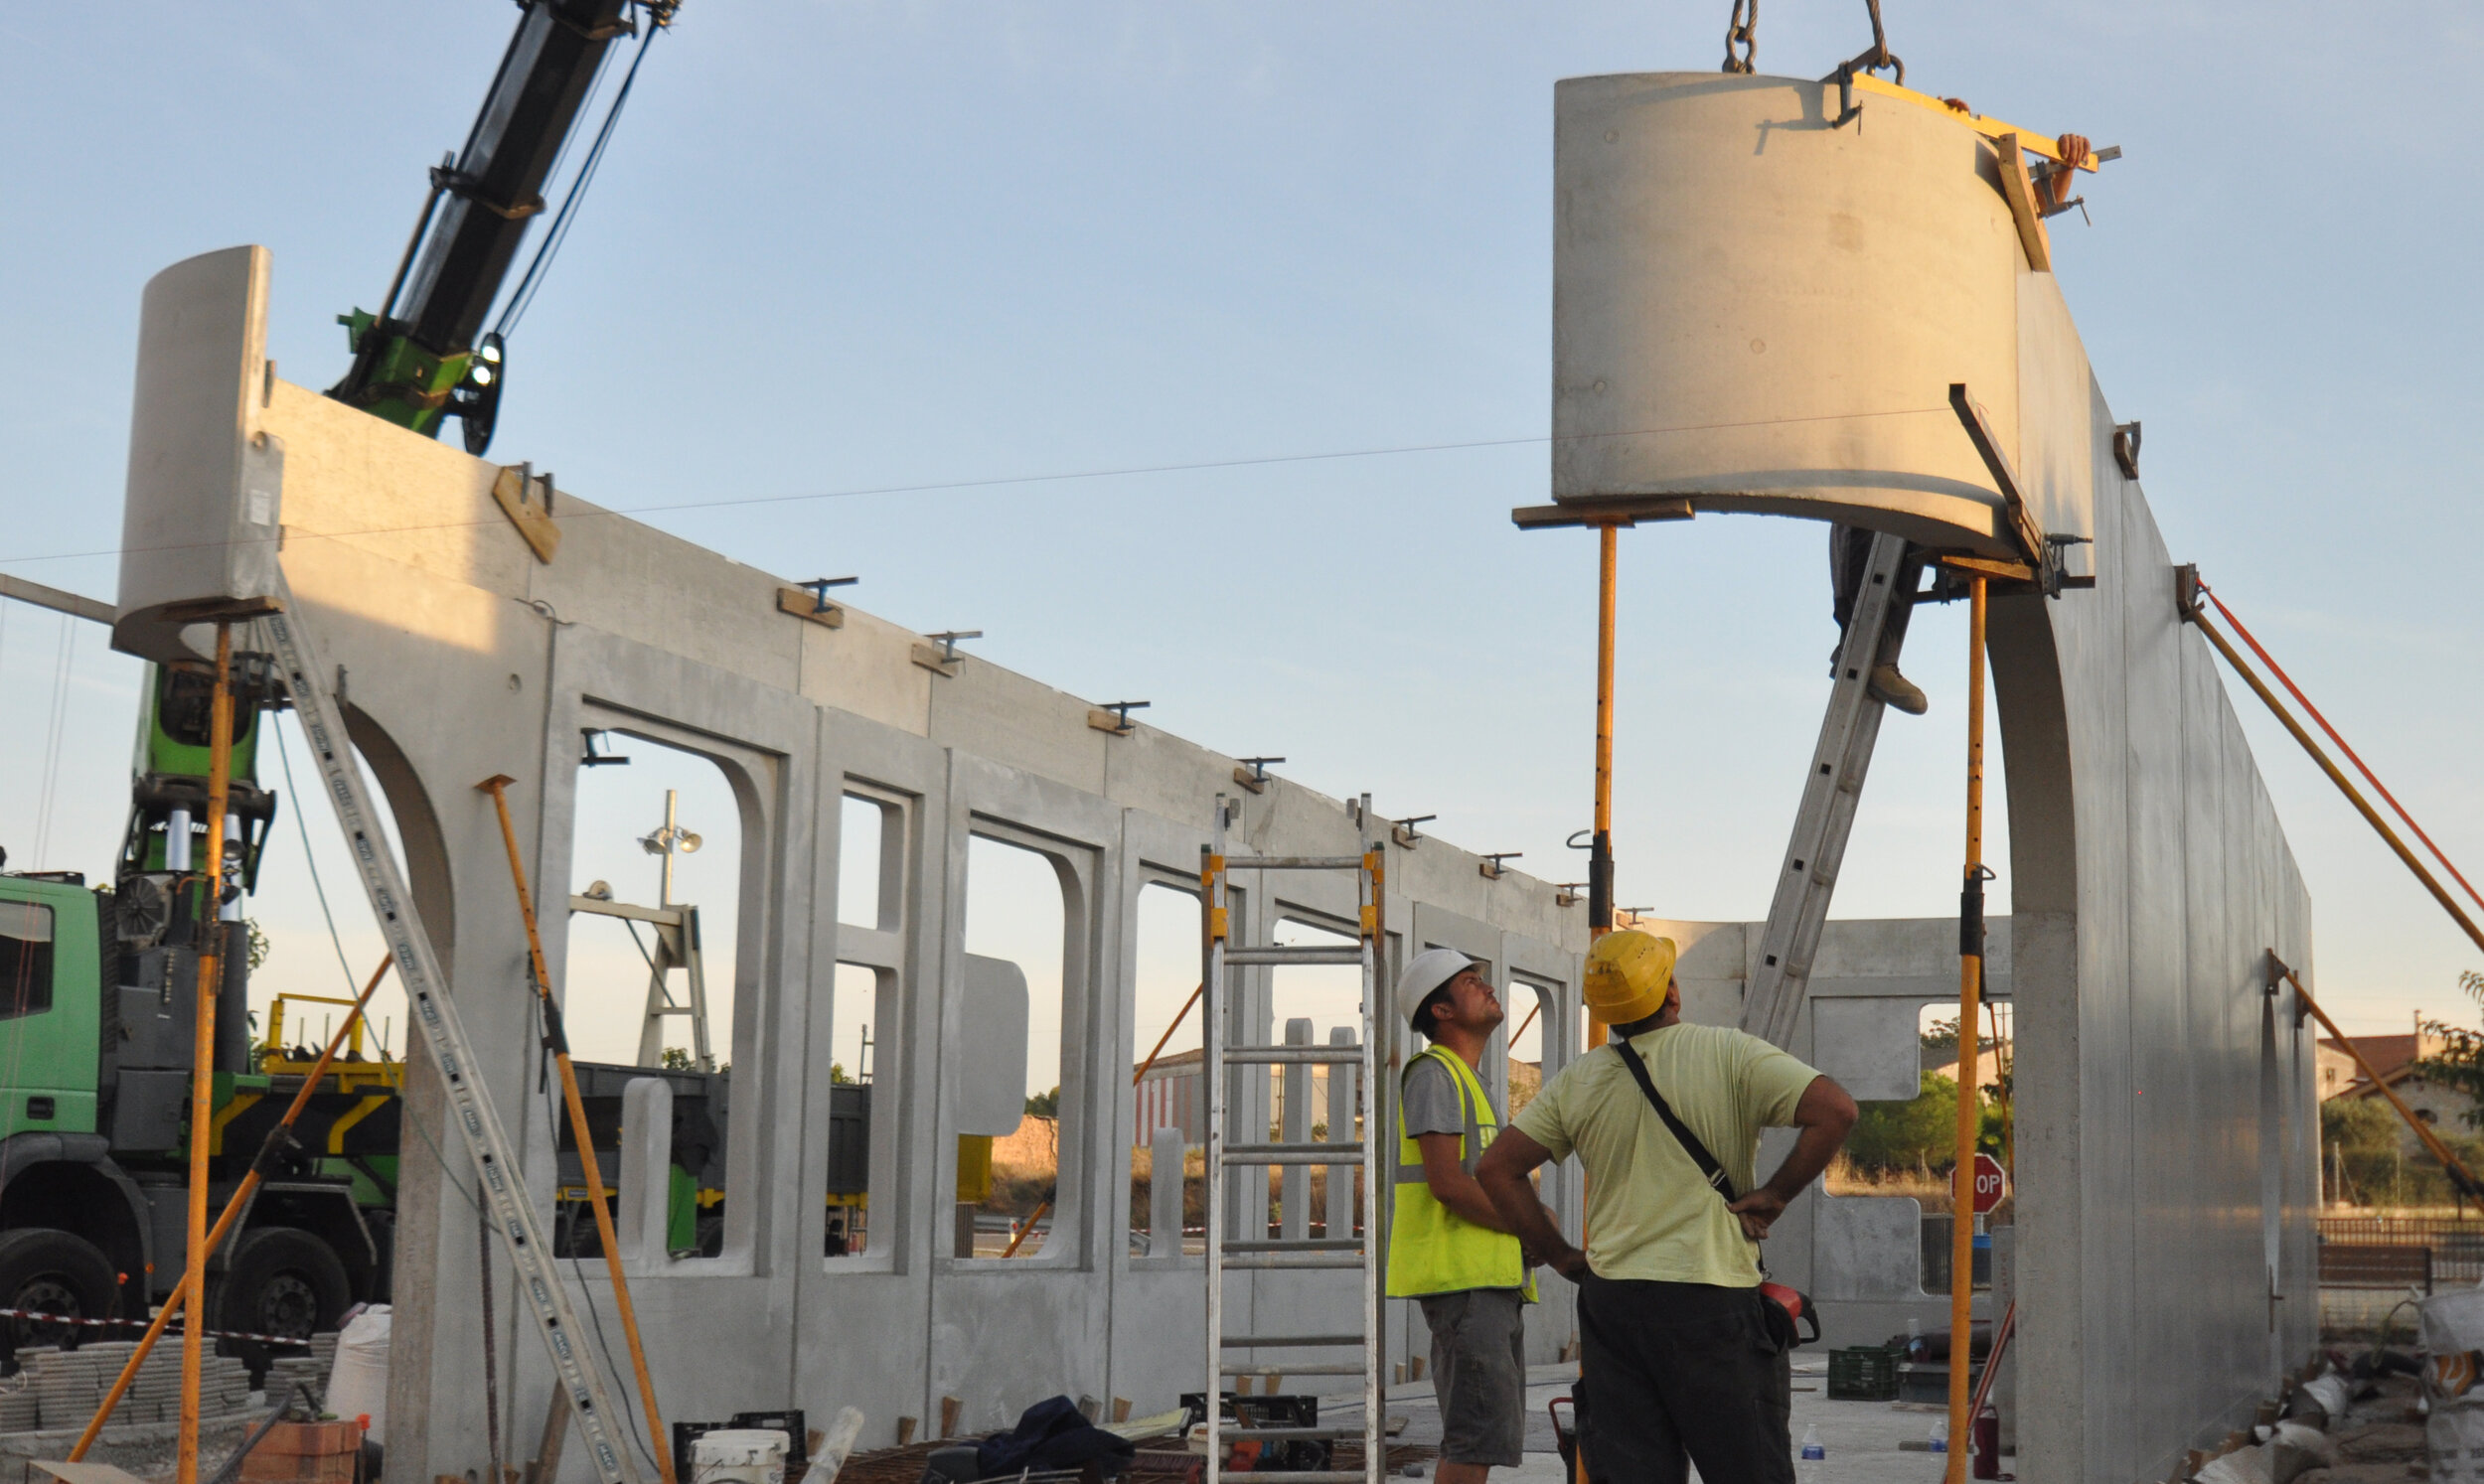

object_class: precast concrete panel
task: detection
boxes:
[1553,74,2315,1480]
[1551,74,2022,551]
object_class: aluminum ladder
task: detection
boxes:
[1199,795,1385,1484]
[1740,528,1916,1050]
[262,573,646,1484]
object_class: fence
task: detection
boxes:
[2318,1216,2484,1286]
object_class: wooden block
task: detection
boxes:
[1993,132,2052,272]
[777,587,846,629]
[1110,1399,1132,1423]
[894,1417,918,1447]
[911,644,961,677]
[490,466,561,565]
[1087,708,1134,735]
[939,1397,962,1438]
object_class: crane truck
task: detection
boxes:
[0,0,702,1370]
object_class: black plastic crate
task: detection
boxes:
[1826,1346,1900,1402]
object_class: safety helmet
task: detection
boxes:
[1583,930,1677,1026]
[1397,947,1482,1032]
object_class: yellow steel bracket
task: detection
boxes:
[1361,850,1385,940]
[1203,852,1230,943]
[1850,75,2102,171]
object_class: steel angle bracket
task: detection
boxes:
[1947,383,2095,598]
[259,571,645,1484]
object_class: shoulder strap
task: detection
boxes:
[1611,1038,1736,1202]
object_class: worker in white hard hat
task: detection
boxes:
[1386,947,1551,1484]
[1476,930,1858,1484]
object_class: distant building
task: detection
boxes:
[1135,1047,1202,1146]
[2317,1031,2474,1148]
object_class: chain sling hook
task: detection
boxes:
[1722,0,1757,74]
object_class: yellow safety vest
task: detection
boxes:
[1388,1045,1534,1299]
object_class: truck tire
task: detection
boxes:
[0,1227,121,1357]
[216,1228,350,1342]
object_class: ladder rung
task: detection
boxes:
[1221,1252,1365,1270]
[1220,1046,1362,1065]
[1206,1471,1367,1482]
[1224,945,1365,966]
[1219,1361,1368,1375]
[1221,1142,1362,1164]
[1223,1239,1362,1253]
[1219,1334,1365,1348]
[1217,1427,1362,1441]
[1221,855,1366,871]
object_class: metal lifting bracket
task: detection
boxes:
[1945,382,2096,599]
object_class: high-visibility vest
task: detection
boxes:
[1387,1045,1533,1299]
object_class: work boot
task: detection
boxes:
[1868,663,1929,716]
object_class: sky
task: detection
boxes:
[1,1,2478,1047]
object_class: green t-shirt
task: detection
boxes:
[1509,1022,1820,1287]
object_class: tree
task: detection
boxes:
[1843,1074,2008,1174]
[2414,970,2484,1128]
[1024,1085,1059,1118]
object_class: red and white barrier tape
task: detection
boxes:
[0,1308,317,1349]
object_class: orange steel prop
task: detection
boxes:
[1945,575,1989,1483]
[477,775,678,1484]
[178,625,234,1484]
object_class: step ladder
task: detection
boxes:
[1199,795,1385,1484]
[1740,528,1915,1050]
[262,573,646,1484]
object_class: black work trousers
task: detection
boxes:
[1575,1274,1793,1484]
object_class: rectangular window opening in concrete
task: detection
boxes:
[957,829,1075,1261]
[563,728,746,1261]
[824,784,908,1268]
[1130,879,1203,1260]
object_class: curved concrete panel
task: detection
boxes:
[1552,73,2023,551]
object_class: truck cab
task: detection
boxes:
[0,870,388,1367]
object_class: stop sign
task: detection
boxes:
[1970,1153,2009,1214]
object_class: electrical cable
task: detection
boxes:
[273,719,366,999]
[0,403,1951,570]
[32,616,74,867]
[493,22,661,342]
[536,1036,666,1478]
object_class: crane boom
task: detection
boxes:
[329,0,669,453]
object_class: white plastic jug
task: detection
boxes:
[323,1304,391,1446]
[693,1428,790,1484]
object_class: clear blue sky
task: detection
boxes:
[1,2,2476,1042]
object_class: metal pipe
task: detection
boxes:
[2192,609,2484,958]
[177,624,233,1484]
[1946,575,1988,1484]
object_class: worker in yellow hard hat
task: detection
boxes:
[1476,930,1858,1484]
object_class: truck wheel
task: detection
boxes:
[0,1228,120,1356]
[216,1228,350,1342]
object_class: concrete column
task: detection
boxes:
[1281,1018,1312,1242]
[1149,1125,1186,1258]
[1325,1026,1357,1238]
[618,1076,674,1272]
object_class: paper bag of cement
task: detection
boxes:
[2189,1430,2328,1484]
[324,1304,390,1446]
[2294,1370,2352,1421]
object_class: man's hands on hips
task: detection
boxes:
[1725,1187,1787,1240]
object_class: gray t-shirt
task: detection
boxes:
[1402,1053,1472,1143]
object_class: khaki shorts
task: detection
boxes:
[1418,1287,1527,1467]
